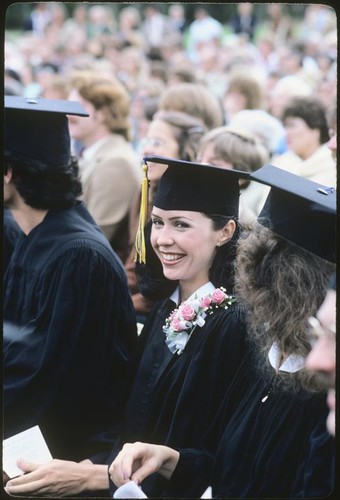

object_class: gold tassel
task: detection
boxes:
[134,162,149,264]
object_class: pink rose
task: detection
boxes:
[179,303,196,321]
[211,288,227,305]
[171,317,188,332]
[200,296,212,308]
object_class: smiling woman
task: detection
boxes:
[106,156,251,498]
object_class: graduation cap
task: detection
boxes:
[250,164,336,262]
[4,96,89,166]
[134,154,250,263]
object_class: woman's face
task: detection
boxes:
[150,208,220,299]
[142,119,180,182]
[284,117,320,159]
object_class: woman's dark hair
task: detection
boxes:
[4,154,82,209]
[208,214,241,291]
[137,215,241,301]
[282,95,330,144]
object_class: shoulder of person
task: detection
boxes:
[204,299,247,326]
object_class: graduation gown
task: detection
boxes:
[171,347,334,498]
[3,201,138,461]
[106,283,248,497]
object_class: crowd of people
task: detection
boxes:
[3,2,337,499]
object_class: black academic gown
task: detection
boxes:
[106,294,248,497]
[3,201,138,462]
[170,347,335,498]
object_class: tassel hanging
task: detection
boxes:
[134,162,149,264]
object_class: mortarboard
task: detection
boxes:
[134,154,249,263]
[146,155,249,215]
[4,96,89,166]
[250,164,336,262]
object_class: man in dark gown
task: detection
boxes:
[3,96,138,465]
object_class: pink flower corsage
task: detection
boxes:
[163,287,236,354]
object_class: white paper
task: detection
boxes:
[201,486,212,498]
[113,481,147,498]
[3,425,53,478]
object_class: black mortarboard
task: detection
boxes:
[145,155,249,216]
[4,96,88,166]
[250,164,336,262]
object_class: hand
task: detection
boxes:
[3,471,9,485]
[4,458,109,496]
[109,442,179,487]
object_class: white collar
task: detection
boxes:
[169,282,215,307]
[268,342,305,373]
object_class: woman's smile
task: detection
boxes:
[159,252,186,264]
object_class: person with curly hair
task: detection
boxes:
[271,95,336,186]
[109,165,335,498]
[3,97,138,476]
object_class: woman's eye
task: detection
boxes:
[175,221,189,228]
[152,218,163,226]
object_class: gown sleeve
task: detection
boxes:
[158,346,256,498]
